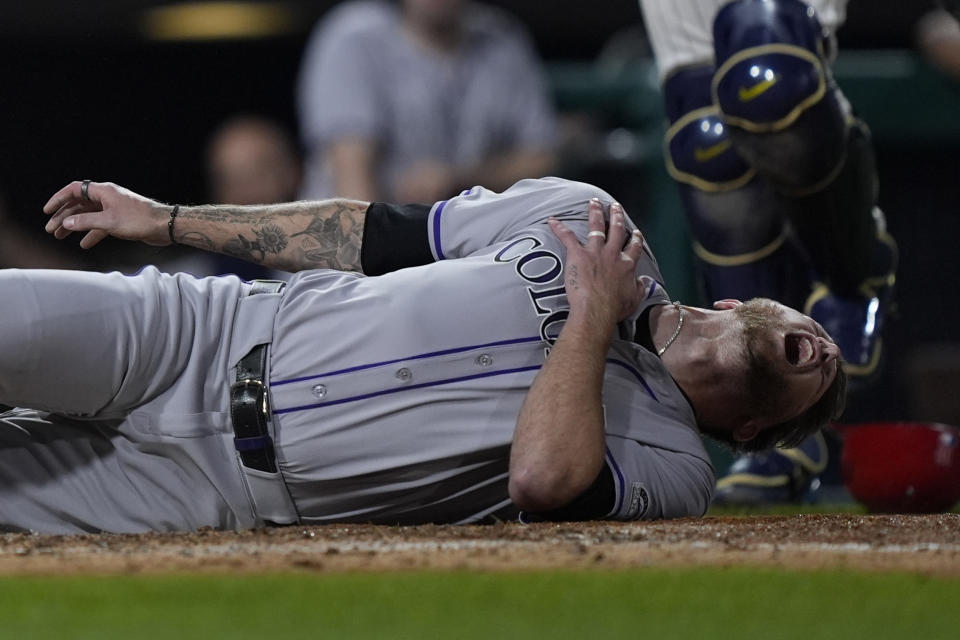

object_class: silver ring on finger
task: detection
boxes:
[587,230,606,240]
[81,180,92,201]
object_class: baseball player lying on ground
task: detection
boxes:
[0,177,845,533]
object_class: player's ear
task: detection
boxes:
[732,421,761,442]
[713,299,742,310]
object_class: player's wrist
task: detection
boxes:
[166,204,180,245]
[561,307,618,349]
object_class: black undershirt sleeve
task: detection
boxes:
[522,465,617,522]
[360,202,434,276]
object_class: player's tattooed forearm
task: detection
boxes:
[291,215,335,242]
[222,235,263,262]
[335,242,361,271]
[290,205,364,271]
[179,231,216,250]
[179,209,231,223]
[299,241,362,271]
[180,204,297,223]
[177,199,366,271]
[301,247,338,263]
[254,224,288,254]
[181,200,365,222]
[222,226,287,263]
[292,203,364,239]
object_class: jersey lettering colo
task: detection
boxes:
[269,178,715,524]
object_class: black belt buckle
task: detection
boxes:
[230,377,277,473]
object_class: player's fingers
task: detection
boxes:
[606,202,628,255]
[547,217,583,252]
[43,180,93,215]
[586,198,606,247]
[62,210,111,235]
[53,225,74,240]
[43,182,79,215]
[45,202,88,234]
[624,229,645,264]
[79,229,110,250]
[44,180,108,216]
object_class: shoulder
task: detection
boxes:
[440,178,615,232]
[311,0,398,43]
[464,3,527,38]
[462,3,538,53]
[495,177,615,207]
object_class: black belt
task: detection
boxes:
[231,280,286,473]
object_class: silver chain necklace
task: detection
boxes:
[656,301,684,357]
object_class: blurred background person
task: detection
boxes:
[916,5,960,79]
[207,115,302,206]
[158,115,302,279]
[296,0,557,203]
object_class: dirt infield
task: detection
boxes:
[1,514,958,577]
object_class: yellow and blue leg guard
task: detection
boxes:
[711,0,849,190]
[711,1,897,382]
[714,431,829,506]
[663,64,814,309]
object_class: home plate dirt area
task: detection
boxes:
[1,514,958,576]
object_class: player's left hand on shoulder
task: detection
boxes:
[548,199,645,324]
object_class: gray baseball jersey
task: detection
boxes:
[639,0,848,79]
[270,177,713,524]
[0,178,713,534]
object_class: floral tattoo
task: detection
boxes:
[255,224,288,254]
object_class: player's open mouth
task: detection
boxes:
[785,333,817,367]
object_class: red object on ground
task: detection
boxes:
[841,422,960,513]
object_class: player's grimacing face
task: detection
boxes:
[736,299,840,426]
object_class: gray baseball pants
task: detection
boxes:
[0,267,287,533]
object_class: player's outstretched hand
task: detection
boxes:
[43,181,173,249]
[548,199,646,327]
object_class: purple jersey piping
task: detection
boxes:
[271,336,543,386]
[644,279,660,300]
[432,199,448,260]
[605,358,659,401]
[273,364,543,415]
[605,446,627,516]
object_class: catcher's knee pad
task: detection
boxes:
[662,65,813,306]
[664,65,753,193]
[711,0,849,192]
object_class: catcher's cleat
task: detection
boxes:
[713,431,828,505]
[806,216,897,389]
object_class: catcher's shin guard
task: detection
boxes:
[804,209,898,382]
[711,0,897,381]
[663,65,812,308]
[796,123,897,382]
[714,431,829,506]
